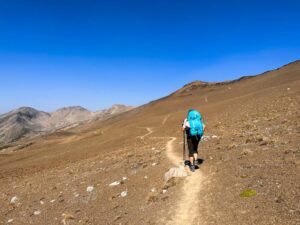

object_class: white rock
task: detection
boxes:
[212,135,218,138]
[151,147,156,150]
[7,219,13,223]
[40,201,44,205]
[151,188,156,192]
[151,162,157,166]
[162,189,167,194]
[201,135,210,141]
[120,191,128,197]
[109,181,121,186]
[10,196,19,204]
[86,186,95,192]
[144,176,148,179]
[50,199,56,203]
[34,210,41,216]
[287,88,291,91]
[122,177,127,181]
[164,166,188,182]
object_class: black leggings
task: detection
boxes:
[187,135,201,157]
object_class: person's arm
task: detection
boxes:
[202,118,206,131]
[182,119,187,131]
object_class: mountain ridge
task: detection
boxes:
[0,104,133,145]
[173,60,300,96]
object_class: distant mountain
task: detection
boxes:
[0,107,51,144]
[50,106,93,129]
[94,104,134,119]
[0,105,133,145]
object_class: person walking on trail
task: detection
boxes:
[182,109,205,172]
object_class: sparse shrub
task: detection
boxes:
[240,189,257,197]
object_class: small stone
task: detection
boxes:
[62,213,74,225]
[40,201,44,205]
[151,188,156,192]
[144,176,148,179]
[241,149,253,155]
[162,189,167,194]
[10,196,19,204]
[120,191,128,197]
[50,199,56,203]
[152,162,157,166]
[122,177,127,181]
[227,143,237,149]
[155,150,161,154]
[260,141,268,146]
[86,186,95,192]
[127,153,134,158]
[114,215,122,221]
[164,166,188,182]
[109,181,121,186]
[7,219,13,223]
[34,210,41,216]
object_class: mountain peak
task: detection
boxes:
[55,106,89,112]
[0,104,134,145]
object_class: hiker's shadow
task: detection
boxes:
[184,158,204,170]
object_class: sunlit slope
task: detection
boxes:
[0,60,299,176]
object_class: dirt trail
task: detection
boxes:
[165,135,205,225]
[162,114,170,126]
[138,127,153,139]
[165,137,181,166]
[140,125,205,225]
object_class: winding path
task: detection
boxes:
[137,127,153,139]
[140,125,205,225]
[165,136,205,225]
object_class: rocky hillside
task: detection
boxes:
[0,107,51,144]
[0,105,133,145]
[0,60,299,225]
[49,106,93,130]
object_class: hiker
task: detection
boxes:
[182,109,205,172]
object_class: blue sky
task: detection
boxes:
[0,0,299,114]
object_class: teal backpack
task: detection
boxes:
[187,109,204,136]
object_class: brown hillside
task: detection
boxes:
[0,61,299,225]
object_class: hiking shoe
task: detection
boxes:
[190,165,195,172]
[194,159,199,166]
